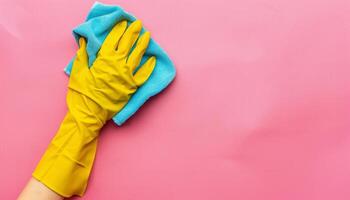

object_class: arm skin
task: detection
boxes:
[18,178,63,200]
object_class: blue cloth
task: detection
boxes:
[65,2,176,125]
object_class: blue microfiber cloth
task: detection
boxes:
[64,2,176,125]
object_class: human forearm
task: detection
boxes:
[18,178,64,200]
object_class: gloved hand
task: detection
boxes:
[32,20,156,197]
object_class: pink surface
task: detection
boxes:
[1,0,350,199]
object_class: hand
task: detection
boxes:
[32,20,155,198]
[69,20,156,121]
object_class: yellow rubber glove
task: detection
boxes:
[32,20,156,197]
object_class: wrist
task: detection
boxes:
[66,89,110,128]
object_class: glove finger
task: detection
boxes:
[72,37,89,75]
[133,56,156,86]
[117,20,142,57]
[99,20,127,55]
[127,31,151,73]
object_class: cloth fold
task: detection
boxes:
[64,2,176,125]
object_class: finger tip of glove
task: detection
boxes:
[131,20,142,30]
[143,31,151,40]
[150,56,156,64]
[146,56,157,72]
[119,20,128,27]
[79,37,86,47]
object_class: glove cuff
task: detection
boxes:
[32,111,99,197]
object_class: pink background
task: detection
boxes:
[1,0,350,199]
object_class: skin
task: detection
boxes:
[18,178,63,200]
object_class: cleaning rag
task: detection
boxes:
[64,2,176,125]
